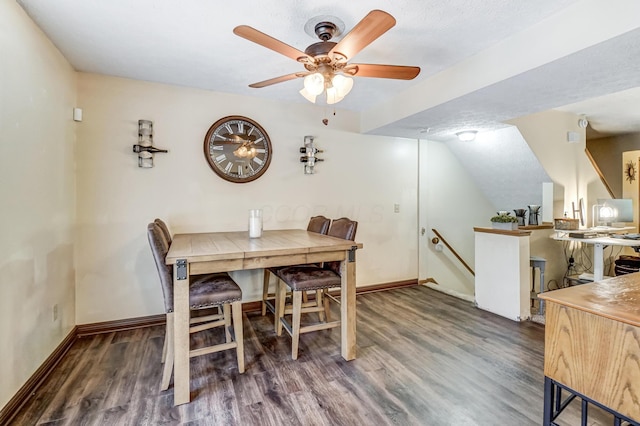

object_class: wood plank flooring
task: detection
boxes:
[9,286,619,425]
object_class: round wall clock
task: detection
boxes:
[203,116,272,183]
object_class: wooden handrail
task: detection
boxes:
[431,228,475,276]
[585,147,615,198]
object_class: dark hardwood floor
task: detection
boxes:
[10,286,617,425]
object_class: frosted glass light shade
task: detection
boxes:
[332,74,353,97]
[326,86,341,104]
[303,73,325,95]
[456,130,477,141]
[299,87,317,103]
[326,75,354,104]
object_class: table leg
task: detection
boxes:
[543,376,554,426]
[593,243,604,281]
[173,259,190,405]
[341,248,357,361]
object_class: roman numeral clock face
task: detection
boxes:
[204,116,272,183]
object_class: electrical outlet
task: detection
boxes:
[53,304,58,321]
[394,203,400,213]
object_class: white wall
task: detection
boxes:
[75,73,418,324]
[0,1,77,410]
[419,139,496,298]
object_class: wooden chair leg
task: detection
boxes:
[302,291,309,303]
[161,313,168,363]
[161,313,174,391]
[262,269,271,316]
[223,304,232,343]
[316,289,325,322]
[323,289,331,322]
[231,301,245,374]
[276,279,286,336]
[291,290,303,360]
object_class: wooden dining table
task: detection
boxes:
[165,228,363,406]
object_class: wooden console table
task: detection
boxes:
[539,274,640,425]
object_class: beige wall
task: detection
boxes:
[622,150,640,229]
[509,110,610,290]
[0,1,77,409]
[509,110,609,220]
[75,73,419,324]
[588,132,640,198]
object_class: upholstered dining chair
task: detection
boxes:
[154,218,172,244]
[261,215,331,318]
[275,217,358,360]
[147,222,244,391]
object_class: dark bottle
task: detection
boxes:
[300,156,324,163]
[133,145,168,153]
[299,147,324,154]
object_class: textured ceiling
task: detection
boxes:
[373,27,640,140]
[16,0,640,139]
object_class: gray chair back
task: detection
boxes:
[147,223,173,312]
[307,215,331,235]
[325,217,358,275]
[154,218,172,244]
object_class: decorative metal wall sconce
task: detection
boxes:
[132,120,168,168]
[299,135,324,174]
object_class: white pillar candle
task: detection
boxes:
[248,209,263,238]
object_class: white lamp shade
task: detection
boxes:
[299,87,317,103]
[332,74,353,97]
[303,73,325,96]
[326,87,342,104]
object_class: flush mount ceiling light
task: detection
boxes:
[578,116,589,128]
[456,130,478,141]
[233,10,420,105]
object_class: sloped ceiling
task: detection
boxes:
[445,127,551,212]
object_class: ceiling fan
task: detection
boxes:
[233,9,420,104]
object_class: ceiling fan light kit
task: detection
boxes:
[303,73,325,95]
[233,10,420,106]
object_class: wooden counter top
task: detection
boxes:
[474,227,532,237]
[539,273,640,327]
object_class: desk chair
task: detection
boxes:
[147,223,244,390]
[275,217,358,360]
[261,215,331,318]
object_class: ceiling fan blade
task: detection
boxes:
[348,64,420,80]
[234,25,312,63]
[329,10,396,61]
[248,72,306,88]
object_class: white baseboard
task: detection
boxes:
[422,282,475,303]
